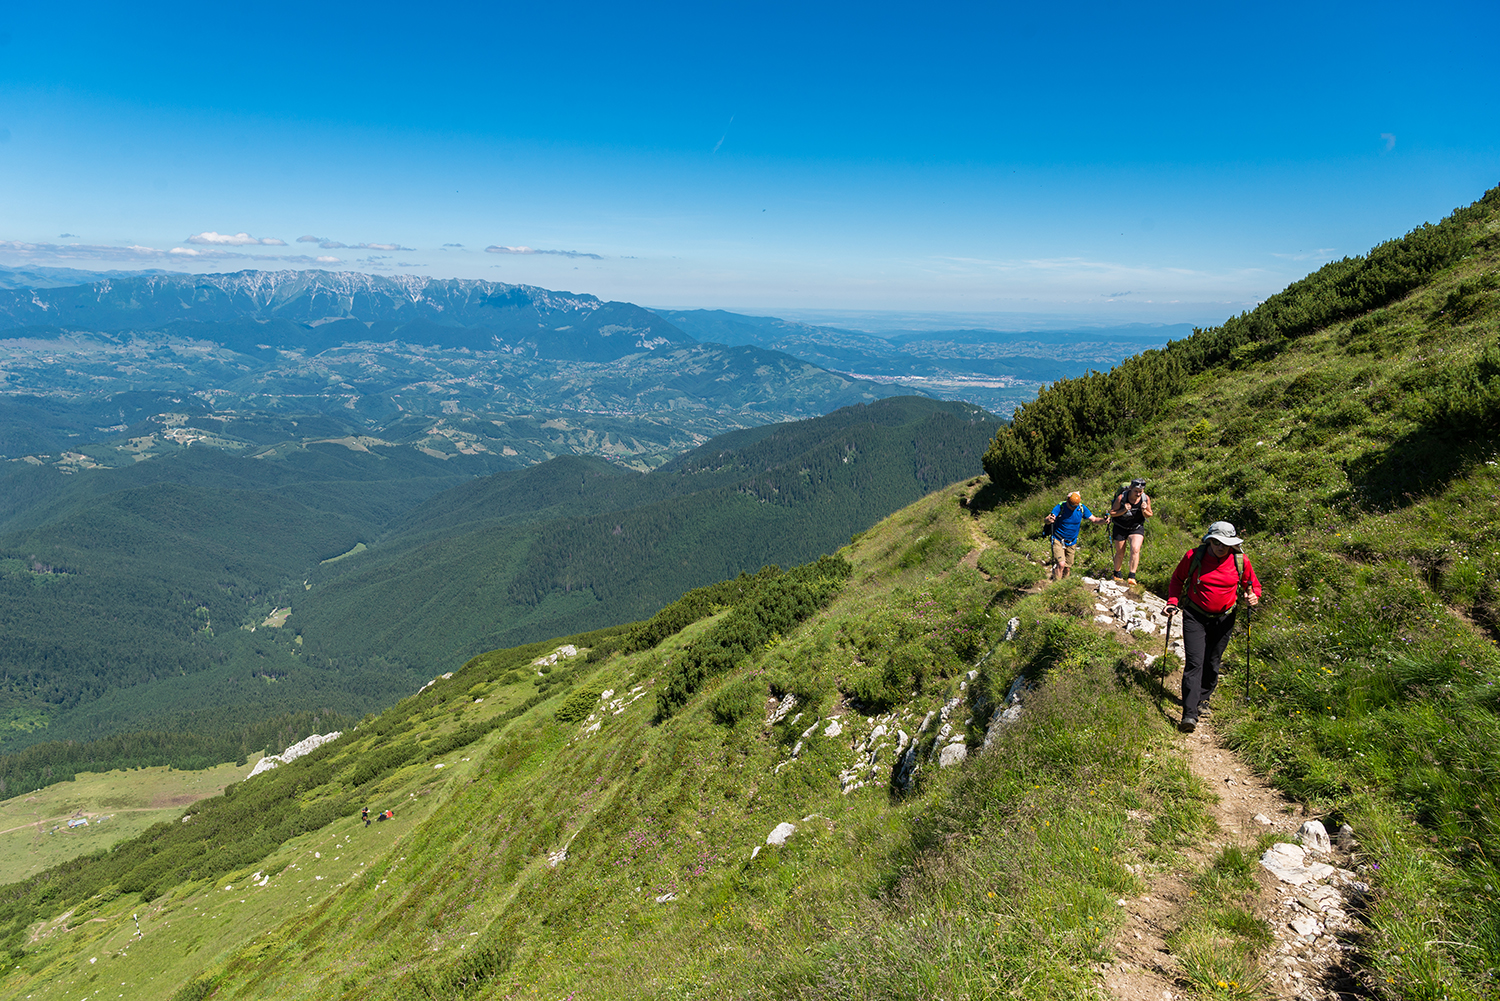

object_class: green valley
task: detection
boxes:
[0,184,1496,999]
[0,397,999,768]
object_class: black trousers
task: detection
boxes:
[1180,603,1237,716]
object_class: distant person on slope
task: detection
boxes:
[1044,491,1105,581]
[1108,478,1153,585]
[1163,521,1262,733]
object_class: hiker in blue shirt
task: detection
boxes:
[1044,491,1106,581]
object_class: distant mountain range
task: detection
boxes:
[654,307,1191,399]
[0,269,691,361]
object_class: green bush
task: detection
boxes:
[654,554,852,721]
[554,688,603,724]
[707,677,764,727]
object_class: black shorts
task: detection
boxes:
[1111,525,1144,542]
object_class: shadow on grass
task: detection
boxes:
[1348,426,1495,510]
[966,479,1012,513]
[1114,653,1184,727]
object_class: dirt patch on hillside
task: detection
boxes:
[149,791,218,809]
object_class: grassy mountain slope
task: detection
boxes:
[1,188,1497,1001]
[0,482,1205,1001]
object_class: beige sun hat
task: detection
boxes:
[1202,521,1244,547]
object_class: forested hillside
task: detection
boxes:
[0,397,997,772]
[293,397,999,671]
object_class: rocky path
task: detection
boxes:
[1074,576,1371,1001]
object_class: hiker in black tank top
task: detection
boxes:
[1109,478,1153,584]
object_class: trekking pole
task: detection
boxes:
[1161,608,1173,666]
[1159,608,1174,708]
[1243,597,1252,703]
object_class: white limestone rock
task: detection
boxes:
[1289,914,1321,937]
[247,731,342,778]
[1299,820,1332,854]
[1261,842,1337,885]
[766,694,798,726]
[766,822,797,846]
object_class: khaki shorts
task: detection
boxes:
[1051,538,1078,568]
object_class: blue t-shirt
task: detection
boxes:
[1049,503,1093,545]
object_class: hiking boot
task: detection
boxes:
[1127,575,1138,587]
[1178,715,1197,733]
[1197,698,1213,718]
[1112,573,1124,583]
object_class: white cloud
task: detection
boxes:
[485,244,603,260]
[0,239,173,262]
[187,231,287,246]
[0,238,349,269]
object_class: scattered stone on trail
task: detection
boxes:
[1299,819,1332,853]
[1288,914,1321,937]
[654,892,676,903]
[822,718,843,738]
[1254,813,1273,825]
[1004,616,1020,642]
[1260,842,1346,886]
[1337,823,1356,850]
[766,822,796,846]
[247,731,343,778]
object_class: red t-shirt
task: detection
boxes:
[1167,547,1262,614]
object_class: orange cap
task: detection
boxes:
[1068,491,1082,504]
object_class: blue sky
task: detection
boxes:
[1,0,1496,326]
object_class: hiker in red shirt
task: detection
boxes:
[1164,521,1261,733]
